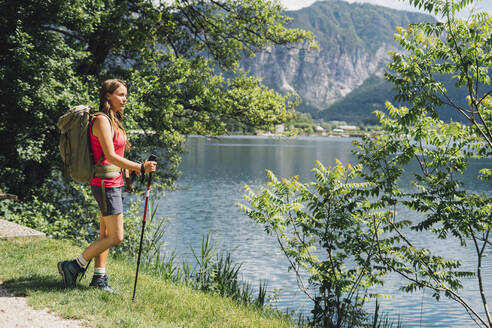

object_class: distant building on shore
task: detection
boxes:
[275,124,285,134]
[339,125,357,131]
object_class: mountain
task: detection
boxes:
[318,73,475,124]
[315,74,392,124]
[241,0,437,123]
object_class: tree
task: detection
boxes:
[353,0,492,326]
[242,0,492,326]
[388,0,492,149]
[0,0,314,199]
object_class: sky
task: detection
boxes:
[279,0,492,19]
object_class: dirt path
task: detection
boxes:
[0,283,89,328]
[0,219,90,327]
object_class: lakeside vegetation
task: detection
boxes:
[0,238,298,328]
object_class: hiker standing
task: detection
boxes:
[58,79,157,293]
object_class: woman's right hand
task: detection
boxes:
[143,160,157,173]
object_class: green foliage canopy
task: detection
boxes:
[388,2,492,148]
[0,0,313,199]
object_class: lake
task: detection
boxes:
[155,135,492,327]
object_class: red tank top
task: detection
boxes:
[89,115,126,188]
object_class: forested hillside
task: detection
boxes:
[315,74,473,124]
[241,0,437,123]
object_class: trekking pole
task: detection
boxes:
[132,154,157,302]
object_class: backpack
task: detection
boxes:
[57,105,120,184]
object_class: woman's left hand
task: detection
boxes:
[144,160,157,173]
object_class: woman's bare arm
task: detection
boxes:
[92,116,156,173]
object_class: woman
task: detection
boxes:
[58,79,157,293]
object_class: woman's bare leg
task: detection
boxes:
[82,213,123,261]
[94,211,109,268]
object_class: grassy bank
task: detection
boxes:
[0,238,296,328]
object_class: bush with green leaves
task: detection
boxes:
[0,170,167,266]
[240,161,389,327]
[0,173,99,244]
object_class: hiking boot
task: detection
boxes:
[89,274,116,293]
[57,260,85,288]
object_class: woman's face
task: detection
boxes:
[106,84,127,112]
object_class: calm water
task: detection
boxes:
[155,135,492,327]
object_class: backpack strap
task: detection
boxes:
[90,112,115,141]
[62,132,70,183]
[89,113,118,170]
[101,179,107,214]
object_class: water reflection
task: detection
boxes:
[157,135,491,327]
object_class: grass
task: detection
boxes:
[0,238,296,328]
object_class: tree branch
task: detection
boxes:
[445,18,492,150]
[470,227,492,326]
[274,229,315,302]
[42,25,85,42]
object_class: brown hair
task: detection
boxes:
[98,79,130,151]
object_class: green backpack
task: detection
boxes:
[57,105,121,184]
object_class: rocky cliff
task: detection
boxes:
[241,0,435,116]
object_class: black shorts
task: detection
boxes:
[91,185,123,216]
